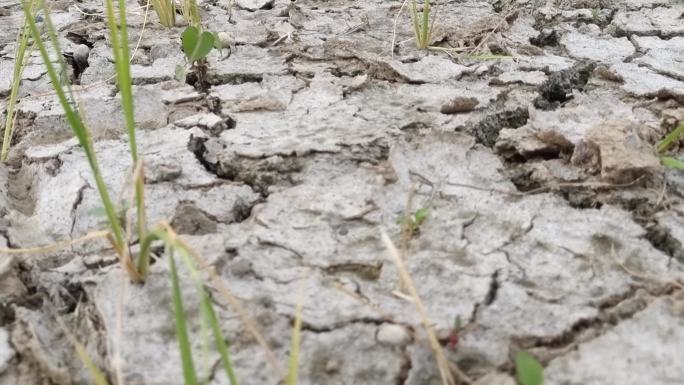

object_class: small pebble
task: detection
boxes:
[74,44,90,69]
[376,323,411,346]
[147,162,182,183]
[440,96,479,114]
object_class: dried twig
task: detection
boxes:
[381,231,473,385]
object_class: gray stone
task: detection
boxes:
[376,323,412,346]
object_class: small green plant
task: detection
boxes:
[151,0,175,27]
[657,122,684,170]
[410,0,432,49]
[181,26,215,63]
[1,0,37,162]
[591,7,600,23]
[515,351,544,385]
[176,25,216,90]
[398,206,430,235]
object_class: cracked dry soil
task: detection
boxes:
[2,0,684,384]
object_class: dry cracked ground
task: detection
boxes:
[1,0,684,384]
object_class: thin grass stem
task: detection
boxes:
[657,123,684,153]
[1,0,36,162]
[168,241,199,385]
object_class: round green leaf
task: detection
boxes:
[181,25,199,61]
[181,26,215,62]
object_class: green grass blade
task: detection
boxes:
[421,0,430,49]
[115,0,137,161]
[662,156,684,170]
[410,0,422,48]
[182,0,201,27]
[21,0,125,250]
[168,243,199,385]
[285,288,304,385]
[73,339,111,385]
[657,123,684,153]
[151,0,175,27]
[174,243,238,385]
[201,285,238,385]
[104,0,146,261]
[2,0,35,162]
[103,0,137,161]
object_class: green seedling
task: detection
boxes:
[151,0,175,27]
[398,206,430,235]
[657,122,684,171]
[591,7,600,22]
[410,0,432,49]
[515,351,544,385]
[2,0,37,162]
[176,26,216,90]
[181,25,215,62]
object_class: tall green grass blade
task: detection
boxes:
[1,0,35,162]
[201,284,238,385]
[421,0,430,49]
[285,289,304,385]
[101,0,138,160]
[410,0,422,48]
[168,242,199,385]
[182,0,201,27]
[151,0,175,27]
[657,123,684,153]
[662,156,684,170]
[21,0,126,250]
[104,0,146,260]
[173,243,238,385]
[72,339,111,385]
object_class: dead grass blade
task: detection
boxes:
[0,230,110,255]
[285,279,305,385]
[380,230,472,385]
[52,311,110,385]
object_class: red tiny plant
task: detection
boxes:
[447,316,462,352]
